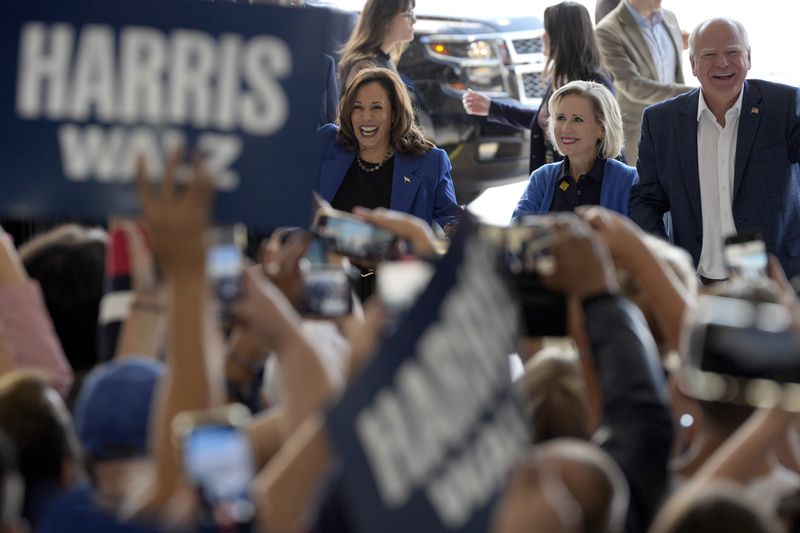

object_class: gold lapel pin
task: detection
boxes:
[559,180,570,191]
[404,176,412,183]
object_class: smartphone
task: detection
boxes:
[683,295,800,408]
[302,234,329,267]
[207,225,246,318]
[174,404,255,523]
[299,265,352,317]
[314,210,397,263]
[724,233,768,279]
[480,219,566,337]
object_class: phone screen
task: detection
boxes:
[724,234,767,279]
[316,214,396,262]
[303,235,329,266]
[208,243,244,303]
[300,266,352,317]
[183,424,255,507]
[480,223,566,337]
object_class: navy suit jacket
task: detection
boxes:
[630,80,800,278]
[317,124,462,227]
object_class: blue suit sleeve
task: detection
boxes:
[630,110,669,238]
[583,295,672,533]
[511,167,550,221]
[432,149,463,227]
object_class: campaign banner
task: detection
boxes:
[326,221,529,533]
[0,0,332,230]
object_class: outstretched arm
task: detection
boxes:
[128,149,219,517]
[544,216,672,532]
[580,206,694,352]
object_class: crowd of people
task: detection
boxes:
[0,0,799,532]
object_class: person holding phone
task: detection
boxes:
[511,80,637,220]
[462,1,615,174]
[318,68,462,233]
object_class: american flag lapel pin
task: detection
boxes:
[751,107,759,115]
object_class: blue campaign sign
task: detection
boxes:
[0,0,332,230]
[326,221,530,533]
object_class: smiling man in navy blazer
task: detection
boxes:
[630,17,800,281]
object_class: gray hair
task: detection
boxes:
[688,17,750,57]
[547,80,624,160]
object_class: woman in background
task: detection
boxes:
[512,81,636,219]
[337,0,416,92]
[463,1,613,173]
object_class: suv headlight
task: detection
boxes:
[424,38,509,95]
[426,38,503,61]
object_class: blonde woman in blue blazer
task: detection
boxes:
[512,80,638,221]
[318,68,461,230]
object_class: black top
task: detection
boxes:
[331,156,395,213]
[373,50,394,71]
[549,156,605,213]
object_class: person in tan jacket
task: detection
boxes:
[596,0,690,164]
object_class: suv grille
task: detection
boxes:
[521,71,548,99]
[511,37,543,55]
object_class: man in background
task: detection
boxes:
[630,18,800,281]
[595,0,690,164]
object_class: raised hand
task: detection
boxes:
[462,89,491,116]
[578,205,646,271]
[542,215,619,300]
[135,148,214,279]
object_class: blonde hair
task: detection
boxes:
[547,80,624,160]
[516,347,589,444]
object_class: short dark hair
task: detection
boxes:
[20,225,106,373]
[0,372,79,485]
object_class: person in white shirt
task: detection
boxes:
[630,17,800,281]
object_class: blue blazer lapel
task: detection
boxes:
[677,91,703,233]
[319,148,355,202]
[733,81,762,200]
[390,151,423,214]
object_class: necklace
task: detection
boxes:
[356,147,394,173]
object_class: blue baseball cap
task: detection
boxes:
[74,357,164,460]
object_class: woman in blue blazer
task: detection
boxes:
[318,67,461,230]
[512,81,637,221]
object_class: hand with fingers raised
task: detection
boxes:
[135,148,215,280]
[542,214,619,301]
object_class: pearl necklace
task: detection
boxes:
[356,147,394,173]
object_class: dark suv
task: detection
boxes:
[309,0,547,203]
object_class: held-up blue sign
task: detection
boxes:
[0,0,331,230]
[326,221,529,533]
